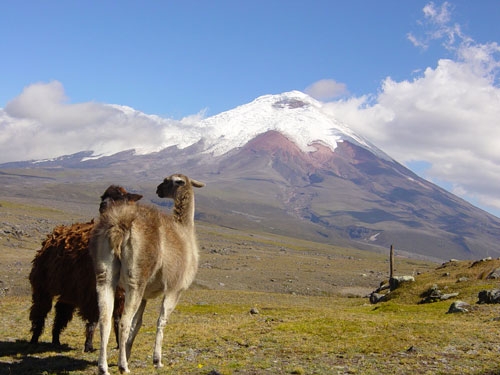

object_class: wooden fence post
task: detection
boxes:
[389,244,394,279]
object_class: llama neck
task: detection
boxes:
[173,190,195,226]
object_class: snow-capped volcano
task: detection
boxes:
[108,90,388,161]
[0,90,390,165]
[195,91,391,160]
[3,90,500,261]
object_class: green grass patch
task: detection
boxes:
[3,288,500,374]
[2,210,500,374]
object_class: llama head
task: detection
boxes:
[99,185,143,214]
[156,174,205,200]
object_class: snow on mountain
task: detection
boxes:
[1,90,391,165]
[105,91,392,162]
[106,91,392,160]
[194,91,393,161]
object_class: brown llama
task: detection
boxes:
[90,173,205,375]
[29,186,143,352]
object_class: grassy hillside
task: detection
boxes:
[1,198,500,374]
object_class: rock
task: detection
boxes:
[373,281,390,293]
[487,268,500,279]
[369,276,415,304]
[369,292,387,304]
[471,257,493,267]
[447,301,470,313]
[478,289,500,304]
[419,284,442,304]
[419,284,459,304]
[389,276,415,291]
[406,345,419,353]
[440,293,459,301]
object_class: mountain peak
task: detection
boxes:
[63,90,390,165]
[198,91,391,162]
[256,90,322,110]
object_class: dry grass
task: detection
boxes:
[2,289,500,375]
[2,198,500,374]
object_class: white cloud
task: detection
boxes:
[324,2,500,215]
[407,1,463,50]
[423,1,451,25]
[0,81,203,163]
[5,81,119,131]
[305,79,348,101]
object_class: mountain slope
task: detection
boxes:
[1,91,499,260]
[206,128,499,260]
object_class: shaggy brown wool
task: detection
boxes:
[29,186,142,352]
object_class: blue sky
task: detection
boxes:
[1,1,500,217]
[2,0,496,117]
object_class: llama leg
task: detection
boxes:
[113,316,120,349]
[112,289,124,349]
[96,280,115,375]
[118,288,145,374]
[85,321,97,352]
[52,301,74,347]
[153,291,181,368]
[95,259,119,375]
[125,299,147,360]
[29,291,53,345]
[97,284,115,375]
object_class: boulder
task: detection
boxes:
[478,289,500,304]
[486,268,500,279]
[419,284,459,304]
[369,292,387,304]
[389,276,415,291]
[447,301,470,313]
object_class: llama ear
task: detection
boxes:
[170,175,186,186]
[173,179,186,187]
[127,193,143,202]
[190,179,205,188]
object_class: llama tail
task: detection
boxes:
[107,225,127,260]
[90,220,128,261]
[92,206,136,261]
